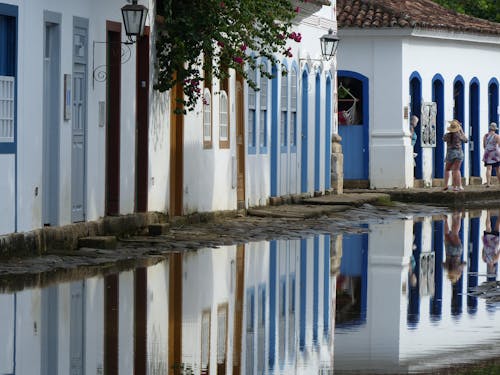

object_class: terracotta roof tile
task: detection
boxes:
[337,0,500,36]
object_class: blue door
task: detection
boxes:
[432,75,445,178]
[469,79,480,177]
[301,68,309,192]
[337,71,369,180]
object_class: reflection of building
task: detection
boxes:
[334,212,500,373]
[0,236,335,374]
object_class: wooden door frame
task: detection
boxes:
[135,26,150,212]
[169,80,184,217]
[236,74,246,209]
[105,21,121,216]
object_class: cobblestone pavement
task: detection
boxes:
[0,201,448,292]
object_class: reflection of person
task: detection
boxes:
[443,211,466,284]
[443,120,468,191]
[482,122,500,187]
[482,209,500,279]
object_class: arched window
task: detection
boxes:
[280,70,288,151]
[219,90,229,148]
[203,88,212,148]
[259,63,268,152]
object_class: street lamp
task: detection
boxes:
[121,0,149,44]
[320,29,340,60]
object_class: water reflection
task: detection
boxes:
[1,210,500,374]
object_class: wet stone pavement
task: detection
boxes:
[0,197,447,292]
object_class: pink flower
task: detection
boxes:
[220,1,225,7]
[217,40,225,48]
[240,44,247,51]
[234,56,244,64]
[295,6,300,13]
[285,47,293,57]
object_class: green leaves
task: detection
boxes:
[155,0,302,113]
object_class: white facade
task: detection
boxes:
[0,0,339,238]
[0,0,154,236]
[338,27,500,188]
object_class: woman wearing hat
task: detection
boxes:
[482,122,500,187]
[443,119,468,191]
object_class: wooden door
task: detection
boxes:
[236,75,245,209]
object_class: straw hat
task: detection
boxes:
[447,119,462,133]
[489,122,498,131]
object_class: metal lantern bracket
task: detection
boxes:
[92,40,133,88]
[92,0,148,87]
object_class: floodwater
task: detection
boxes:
[1,209,500,374]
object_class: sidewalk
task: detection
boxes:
[1,185,499,258]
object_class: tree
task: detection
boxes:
[155,0,304,113]
[432,0,499,23]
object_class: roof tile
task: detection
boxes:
[337,0,500,36]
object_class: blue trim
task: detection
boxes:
[290,62,299,153]
[454,75,465,175]
[270,65,279,197]
[408,221,422,327]
[312,236,319,344]
[268,240,277,369]
[299,238,307,350]
[248,110,257,155]
[325,75,332,190]
[301,67,309,193]
[360,230,368,322]
[13,293,17,374]
[431,220,444,320]
[323,235,330,336]
[469,78,480,177]
[488,78,499,127]
[337,70,370,179]
[280,60,288,154]
[314,73,321,192]
[410,71,423,179]
[467,217,480,313]
[452,216,464,317]
[432,74,445,178]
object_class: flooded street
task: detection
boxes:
[1,207,500,374]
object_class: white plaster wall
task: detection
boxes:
[15,289,42,375]
[147,261,169,374]
[0,293,15,374]
[181,246,236,373]
[85,276,104,374]
[119,270,134,375]
[0,154,15,234]
[182,74,238,214]
[9,0,150,233]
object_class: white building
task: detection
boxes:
[0,0,339,239]
[336,0,500,189]
[0,0,154,236]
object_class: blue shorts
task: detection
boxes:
[446,148,464,163]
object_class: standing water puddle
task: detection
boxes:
[1,209,500,374]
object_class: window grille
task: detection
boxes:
[259,67,268,149]
[203,88,212,145]
[0,76,14,143]
[219,90,229,143]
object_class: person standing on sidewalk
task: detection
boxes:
[443,119,468,191]
[482,122,500,187]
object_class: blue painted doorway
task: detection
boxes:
[337,71,369,182]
